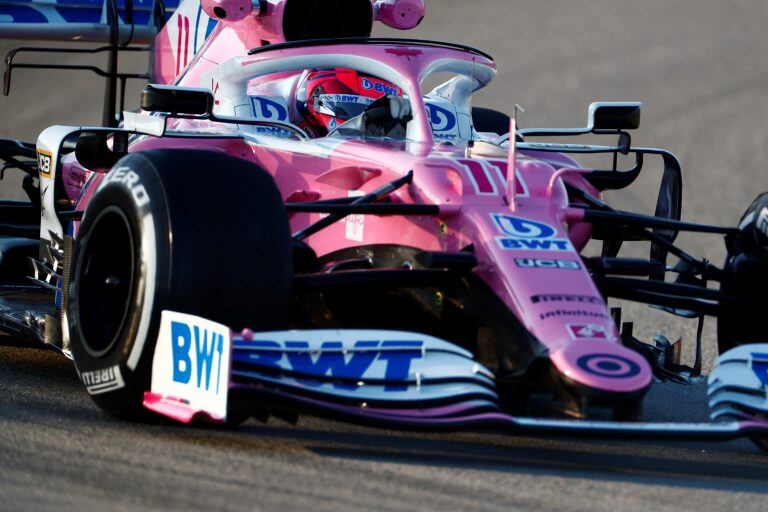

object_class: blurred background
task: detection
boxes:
[1,0,768,366]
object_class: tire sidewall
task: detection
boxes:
[68,149,292,416]
[68,158,170,415]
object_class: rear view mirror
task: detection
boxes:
[518,101,642,138]
[140,84,213,116]
[588,102,641,131]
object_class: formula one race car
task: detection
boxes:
[1,0,768,451]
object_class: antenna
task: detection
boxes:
[506,103,525,208]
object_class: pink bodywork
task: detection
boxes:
[200,0,254,23]
[60,10,652,397]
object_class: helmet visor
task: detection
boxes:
[314,94,375,121]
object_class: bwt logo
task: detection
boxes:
[246,340,424,391]
[171,321,226,393]
[254,126,293,138]
[361,77,400,96]
[492,214,573,252]
[250,97,288,121]
[751,353,768,385]
[425,103,457,132]
[493,214,556,238]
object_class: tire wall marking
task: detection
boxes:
[127,213,157,371]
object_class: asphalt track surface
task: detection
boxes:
[2,1,768,510]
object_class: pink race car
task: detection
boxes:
[2,0,768,452]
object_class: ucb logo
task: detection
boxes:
[250,97,288,121]
[515,258,580,269]
[246,340,424,391]
[493,214,557,238]
[171,321,226,392]
[425,103,457,132]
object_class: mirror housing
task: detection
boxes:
[518,101,642,138]
[141,84,214,116]
[374,0,425,30]
[588,102,641,131]
[200,0,255,22]
[75,131,128,171]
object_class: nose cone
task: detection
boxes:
[550,341,652,394]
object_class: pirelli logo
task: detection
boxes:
[37,149,53,179]
[80,365,125,395]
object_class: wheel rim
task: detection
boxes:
[76,207,136,358]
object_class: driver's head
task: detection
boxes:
[296,68,402,136]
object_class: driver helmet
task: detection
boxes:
[296,68,402,136]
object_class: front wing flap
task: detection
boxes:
[708,345,768,422]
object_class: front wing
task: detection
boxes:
[142,311,768,445]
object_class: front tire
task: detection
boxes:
[717,192,768,354]
[68,149,292,416]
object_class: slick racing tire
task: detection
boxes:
[710,193,768,453]
[717,192,768,354]
[67,149,292,417]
